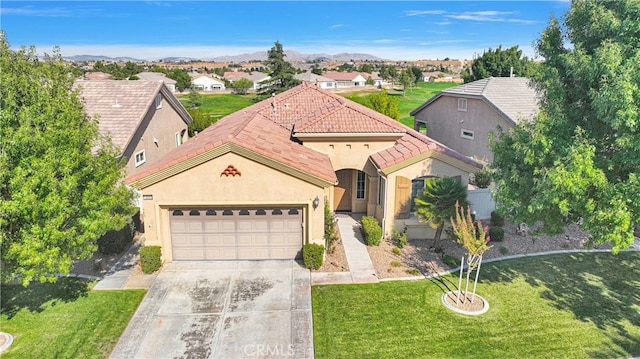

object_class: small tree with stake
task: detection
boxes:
[450,202,492,304]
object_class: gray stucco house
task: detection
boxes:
[410,77,539,163]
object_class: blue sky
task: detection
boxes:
[1,1,570,61]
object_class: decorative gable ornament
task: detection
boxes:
[221,165,241,177]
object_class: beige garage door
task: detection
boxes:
[170,207,303,260]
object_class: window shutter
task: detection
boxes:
[394,176,411,219]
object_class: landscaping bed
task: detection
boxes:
[368,222,609,279]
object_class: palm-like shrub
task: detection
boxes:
[415,177,468,248]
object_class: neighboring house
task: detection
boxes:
[125,82,481,262]
[323,71,370,88]
[294,71,337,89]
[410,77,539,162]
[191,74,225,91]
[136,72,178,92]
[246,72,271,90]
[223,71,250,82]
[422,71,446,82]
[75,80,193,177]
[84,72,113,80]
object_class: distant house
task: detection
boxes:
[84,72,113,80]
[191,74,225,91]
[224,71,271,90]
[323,71,369,88]
[294,71,336,89]
[75,80,193,177]
[136,72,178,92]
[223,71,250,82]
[410,77,539,162]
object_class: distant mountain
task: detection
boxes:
[64,51,386,63]
[64,55,144,62]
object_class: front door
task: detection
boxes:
[334,170,352,212]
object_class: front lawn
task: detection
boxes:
[313,252,640,358]
[1,278,145,358]
[176,92,255,123]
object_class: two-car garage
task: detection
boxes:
[169,207,304,260]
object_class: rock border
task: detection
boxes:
[441,291,489,316]
[0,332,14,353]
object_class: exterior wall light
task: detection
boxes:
[312,196,320,209]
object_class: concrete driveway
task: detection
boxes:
[110,260,313,359]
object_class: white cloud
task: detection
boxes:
[405,10,447,16]
[329,24,344,29]
[446,10,535,24]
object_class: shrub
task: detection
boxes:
[489,226,505,242]
[393,228,408,248]
[392,247,402,256]
[361,216,382,246]
[97,222,134,255]
[324,199,339,252]
[442,254,460,268]
[406,268,420,275]
[139,246,162,274]
[499,246,509,255]
[472,168,492,188]
[391,260,402,267]
[303,243,325,270]
[491,211,505,227]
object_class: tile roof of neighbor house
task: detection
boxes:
[84,72,113,80]
[136,72,177,85]
[322,71,367,81]
[126,82,480,186]
[75,80,191,151]
[223,71,251,81]
[294,71,335,83]
[411,77,539,124]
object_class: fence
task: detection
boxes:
[468,188,496,220]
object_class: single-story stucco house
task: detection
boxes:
[126,82,481,262]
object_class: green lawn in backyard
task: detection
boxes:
[0,278,146,358]
[342,82,459,127]
[177,92,255,122]
[313,252,640,359]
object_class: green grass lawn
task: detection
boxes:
[313,252,640,359]
[0,278,146,358]
[177,92,256,122]
[342,82,459,127]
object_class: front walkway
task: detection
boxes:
[311,214,379,285]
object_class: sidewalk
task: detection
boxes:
[93,241,157,290]
[311,214,379,285]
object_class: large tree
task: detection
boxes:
[464,45,537,83]
[258,41,300,98]
[415,177,468,249]
[167,68,192,92]
[368,90,400,120]
[490,0,640,252]
[0,35,136,285]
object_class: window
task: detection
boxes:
[416,121,427,135]
[175,130,185,147]
[134,150,146,167]
[205,210,217,216]
[222,209,234,216]
[461,129,475,140]
[256,209,267,215]
[172,210,184,216]
[272,209,283,215]
[377,176,386,206]
[356,170,366,200]
[288,209,299,215]
[189,210,200,216]
[155,94,162,109]
[239,209,250,215]
[457,98,467,112]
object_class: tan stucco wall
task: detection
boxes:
[125,95,189,176]
[139,152,327,262]
[380,157,471,238]
[413,96,512,162]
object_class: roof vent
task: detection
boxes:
[112,98,122,108]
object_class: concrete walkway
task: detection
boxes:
[312,214,378,285]
[93,241,157,290]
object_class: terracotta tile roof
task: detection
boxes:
[322,71,366,81]
[223,71,251,81]
[125,82,479,186]
[136,72,177,85]
[125,108,337,185]
[75,80,163,150]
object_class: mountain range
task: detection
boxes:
[64,50,386,63]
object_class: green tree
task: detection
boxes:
[409,66,423,83]
[464,45,537,83]
[230,77,253,95]
[415,177,468,249]
[167,68,192,92]
[184,89,203,109]
[258,41,300,98]
[0,35,136,285]
[399,68,416,96]
[358,63,373,73]
[490,0,640,252]
[367,90,400,120]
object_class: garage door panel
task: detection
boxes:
[171,207,303,261]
